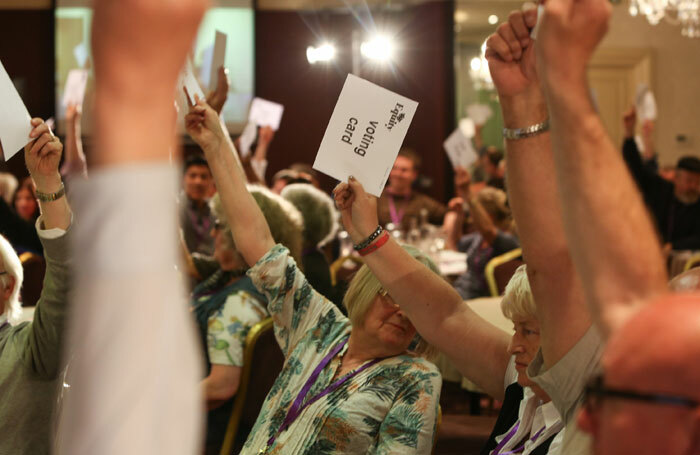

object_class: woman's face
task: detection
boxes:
[14,188,37,221]
[361,290,417,355]
[507,316,541,388]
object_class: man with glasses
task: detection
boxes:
[534,0,700,453]
[0,119,73,454]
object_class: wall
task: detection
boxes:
[601,6,700,166]
[256,1,455,200]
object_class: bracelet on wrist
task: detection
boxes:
[358,231,390,256]
[503,118,550,140]
[353,225,384,251]
[35,182,66,202]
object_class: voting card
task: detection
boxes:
[209,31,227,92]
[179,58,205,105]
[238,122,257,158]
[62,69,89,109]
[249,98,284,131]
[313,74,418,197]
[0,60,32,161]
[444,127,478,170]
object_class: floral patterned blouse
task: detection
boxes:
[241,244,442,455]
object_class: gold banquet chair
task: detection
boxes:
[484,248,523,297]
[219,318,284,455]
[683,252,700,272]
[329,254,364,287]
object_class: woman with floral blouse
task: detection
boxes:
[185,97,442,454]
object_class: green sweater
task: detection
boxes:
[0,227,71,455]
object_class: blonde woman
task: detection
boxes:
[185,98,441,454]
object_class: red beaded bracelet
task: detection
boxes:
[358,231,390,256]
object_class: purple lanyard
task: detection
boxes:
[264,337,380,451]
[493,422,546,455]
[388,194,407,226]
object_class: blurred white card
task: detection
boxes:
[238,122,257,158]
[62,69,89,109]
[179,58,205,105]
[636,84,657,121]
[73,42,88,68]
[0,60,32,161]
[313,74,418,197]
[209,31,227,92]
[249,98,284,130]
[466,103,492,126]
[199,44,214,90]
[444,128,478,170]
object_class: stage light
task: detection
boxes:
[360,35,394,62]
[306,43,336,64]
[488,14,499,25]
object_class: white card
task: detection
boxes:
[209,31,227,92]
[73,42,88,68]
[530,4,544,39]
[238,121,257,158]
[444,128,478,170]
[179,58,205,105]
[636,85,657,121]
[313,74,418,197]
[199,44,214,90]
[466,103,493,126]
[62,69,89,109]
[0,60,32,161]
[249,98,284,131]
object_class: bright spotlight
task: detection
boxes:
[306,43,336,64]
[470,57,482,72]
[361,35,395,62]
[488,14,499,25]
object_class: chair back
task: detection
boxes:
[219,318,284,455]
[329,254,363,287]
[19,252,45,307]
[484,248,523,297]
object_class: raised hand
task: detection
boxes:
[206,66,230,115]
[485,7,539,99]
[333,177,379,244]
[454,167,472,199]
[623,107,637,139]
[184,93,227,153]
[536,0,612,84]
[25,118,63,193]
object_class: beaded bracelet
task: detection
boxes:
[353,225,384,251]
[358,231,390,256]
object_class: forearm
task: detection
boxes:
[204,138,275,266]
[444,210,463,251]
[545,78,667,335]
[62,120,87,176]
[466,197,498,242]
[34,173,71,231]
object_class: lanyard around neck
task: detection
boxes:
[264,336,380,451]
[493,422,546,455]
[388,194,409,226]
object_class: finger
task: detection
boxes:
[485,33,512,62]
[347,176,368,199]
[29,133,53,156]
[508,11,531,46]
[183,86,194,109]
[497,22,523,60]
[30,117,43,127]
[523,4,539,29]
[40,140,63,158]
[29,121,49,139]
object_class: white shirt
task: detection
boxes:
[492,359,565,455]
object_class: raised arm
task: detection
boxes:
[486,8,590,365]
[536,0,667,335]
[184,99,275,267]
[455,168,500,244]
[334,178,510,399]
[60,104,88,179]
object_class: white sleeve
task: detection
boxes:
[504,355,518,390]
[56,163,204,455]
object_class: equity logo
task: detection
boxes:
[385,103,405,131]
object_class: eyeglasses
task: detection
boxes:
[378,288,400,308]
[584,374,700,412]
[0,271,7,276]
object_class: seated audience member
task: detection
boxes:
[334,178,562,455]
[622,108,700,250]
[0,172,18,204]
[269,168,313,194]
[192,187,303,454]
[185,98,442,454]
[0,193,43,256]
[289,162,322,189]
[281,183,341,305]
[446,167,519,299]
[534,1,700,454]
[13,177,40,223]
[482,265,563,455]
[180,154,216,256]
[377,148,447,229]
[0,119,72,455]
[483,147,506,190]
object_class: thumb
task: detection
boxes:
[347,175,367,199]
